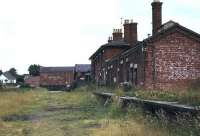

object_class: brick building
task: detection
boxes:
[89,0,200,90]
[40,64,91,89]
[40,67,75,89]
[74,64,91,82]
[24,76,40,88]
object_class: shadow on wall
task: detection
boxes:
[189,78,200,90]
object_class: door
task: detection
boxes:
[130,67,138,86]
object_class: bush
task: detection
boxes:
[115,88,124,97]
[19,83,31,89]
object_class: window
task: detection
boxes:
[130,64,138,86]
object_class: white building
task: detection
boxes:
[0,72,16,84]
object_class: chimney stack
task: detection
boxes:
[124,19,138,46]
[151,0,163,35]
[108,37,113,43]
[112,29,123,41]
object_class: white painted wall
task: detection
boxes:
[0,75,16,84]
[0,75,7,84]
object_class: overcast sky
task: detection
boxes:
[0,0,200,74]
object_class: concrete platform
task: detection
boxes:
[94,92,200,116]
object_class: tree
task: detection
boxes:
[16,75,24,84]
[0,70,2,75]
[28,64,40,76]
[9,68,17,77]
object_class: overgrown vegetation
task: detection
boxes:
[93,95,200,136]
[95,80,200,106]
[134,89,200,106]
[138,80,200,106]
[0,86,102,136]
[0,85,199,136]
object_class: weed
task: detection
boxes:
[0,86,199,136]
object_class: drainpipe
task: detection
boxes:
[142,42,147,87]
[152,45,156,89]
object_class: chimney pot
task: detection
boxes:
[124,19,138,46]
[112,28,123,41]
[124,20,129,24]
[108,36,113,43]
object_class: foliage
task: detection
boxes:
[92,94,200,136]
[0,90,39,116]
[92,119,168,136]
[135,89,200,106]
[0,86,199,136]
[16,75,25,83]
[115,88,124,97]
[28,64,40,76]
[95,86,200,106]
[0,88,101,136]
[20,83,31,88]
[119,82,132,92]
[0,70,2,75]
[135,90,179,102]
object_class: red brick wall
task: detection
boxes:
[144,45,155,89]
[92,47,128,84]
[152,2,162,35]
[104,48,125,61]
[65,72,74,84]
[124,22,138,46]
[25,76,40,87]
[152,32,200,89]
[101,46,145,86]
[40,71,74,86]
[92,30,200,90]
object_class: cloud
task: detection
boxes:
[174,0,200,8]
[0,0,120,74]
[0,0,199,74]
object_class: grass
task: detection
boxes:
[95,85,200,106]
[0,88,44,116]
[91,120,167,136]
[91,97,200,136]
[0,86,102,136]
[0,85,199,136]
[134,89,200,106]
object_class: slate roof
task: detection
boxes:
[100,20,200,64]
[144,20,200,43]
[3,72,16,80]
[40,66,74,73]
[75,64,91,72]
[89,40,131,60]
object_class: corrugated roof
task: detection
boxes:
[40,66,74,73]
